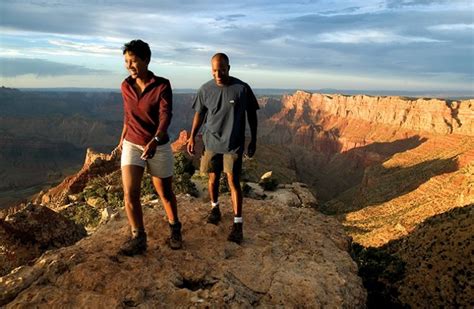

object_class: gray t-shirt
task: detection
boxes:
[193,77,259,154]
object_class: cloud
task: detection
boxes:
[427,23,474,31]
[0,58,109,77]
[315,30,444,44]
[317,6,363,16]
[385,0,450,8]
[215,14,246,22]
[48,40,117,56]
[0,1,101,35]
[0,0,472,90]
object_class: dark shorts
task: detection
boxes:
[200,151,243,175]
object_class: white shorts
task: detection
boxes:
[121,139,174,178]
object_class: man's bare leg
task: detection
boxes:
[226,172,243,244]
[207,172,222,224]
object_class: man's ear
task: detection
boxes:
[228,64,231,71]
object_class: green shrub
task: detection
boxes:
[81,152,201,206]
[60,203,101,228]
[141,172,157,199]
[173,152,198,196]
[174,152,195,175]
[350,243,407,308]
[82,170,124,209]
[219,174,229,193]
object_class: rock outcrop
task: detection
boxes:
[247,182,318,209]
[262,91,473,177]
[0,203,86,278]
[171,131,205,168]
[35,148,120,208]
[260,91,474,243]
[272,92,473,141]
[1,195,366,307]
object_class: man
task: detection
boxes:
[117,39,182,256]
[187,53,259,244]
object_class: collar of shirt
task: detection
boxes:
[124,71,159,98]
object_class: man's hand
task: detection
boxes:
[187,137,195,156]
[247,140,256,158]
[141,139,157,160]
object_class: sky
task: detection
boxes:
[0,0,473,92]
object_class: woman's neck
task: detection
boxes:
[135,71,151,92]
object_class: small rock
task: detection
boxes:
[190,296,204,303]
[68,194,82,203]
[260,171,273,180]
[100,207,113,223]
[86,197,105,208]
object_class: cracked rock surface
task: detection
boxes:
[1,195,365,307]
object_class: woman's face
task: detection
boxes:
[124,51,149,79]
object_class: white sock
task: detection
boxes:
[234,217,243,224]
[131,227,145,237]
[211,201,219,208]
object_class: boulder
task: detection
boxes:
[0,204,87,278]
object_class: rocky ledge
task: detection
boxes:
[1,195,366,307]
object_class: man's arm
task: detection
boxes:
[187,112,205,155]
[247,108,258,157]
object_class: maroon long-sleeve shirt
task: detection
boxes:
[121,72,172,146]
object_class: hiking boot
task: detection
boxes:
[227,223,243,244]
[207,206,221,225]
[169,221,182,250]
[118,232,147,256]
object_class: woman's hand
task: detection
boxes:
[111,140,123,158]
[141,139,158,160]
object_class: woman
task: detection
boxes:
[116,39,181,256]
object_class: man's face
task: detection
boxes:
[124,51,149,79]
[211,57,230,86]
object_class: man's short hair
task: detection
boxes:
[122,40,151,61]
[212,53,229,65]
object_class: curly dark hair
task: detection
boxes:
[122,40,151,61]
